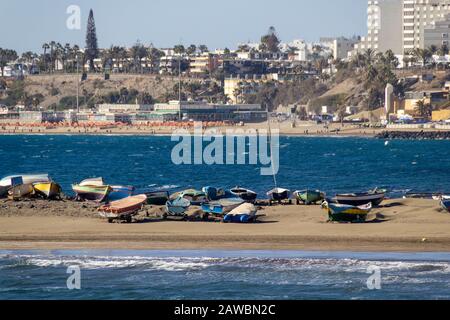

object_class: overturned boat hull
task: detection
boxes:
[223,203,257,223]
[294,190,324,205]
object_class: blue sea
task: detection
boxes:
[1,135,450,196]
[1,135,450,300]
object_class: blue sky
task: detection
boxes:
[1,0,368,53]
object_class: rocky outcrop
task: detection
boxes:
[376,131,450,140]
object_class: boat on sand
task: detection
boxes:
[223,203,257,223]
[230,187,257,203]
[335,189,385,207]
[201,198,244,217]
[33,182,62,199]
[8,184,35,200]
[322,201,373,223]
[267,188,291,205]
[441,199,450,213]
[98,194,147,223]
[72,183,112,202]
[165,197,191,219]
[294,190,325,205]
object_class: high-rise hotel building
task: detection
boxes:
[355,0,450,54]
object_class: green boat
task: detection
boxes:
[180,189,208,205]
[294,190,325,205]
[72,184,112,202]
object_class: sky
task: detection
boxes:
[0,0,368,54]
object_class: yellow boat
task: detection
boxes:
[33,182,62,199]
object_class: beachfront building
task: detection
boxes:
[154,100,267,122]
[97,104,153,113]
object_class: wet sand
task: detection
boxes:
[0,198,449,252]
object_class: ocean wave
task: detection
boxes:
[0,255,211,272]
[1,254,449,275]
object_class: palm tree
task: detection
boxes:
[147,48,164,73]
[42,43,49,73]
[412,48,432,67]
[439,43,449,56]
[415,100,433,118]
[363,48,376,67]
[49,41,56,73]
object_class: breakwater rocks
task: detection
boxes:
[376,131,450,140]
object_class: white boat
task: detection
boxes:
[267,188,291,204]
[79,177,105,187]
[0,174,50,187]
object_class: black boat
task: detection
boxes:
[230,187,257,203]
[335,189,385,207]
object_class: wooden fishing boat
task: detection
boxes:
[267,188,291,205]
[180,189,208,205]
[230,187,257,203]
[108,185,135,201]
[294,190,325,205]
[322,201,373,223]
[441,199,450,213]
[223,203,257,223]
[98,194,147,223]
[335,189,385,207]
[165,197,191,218]
[33,182,62,199]
[201,198,244,217]
[8,184,35,200]
[144,190,170,205]
[72,184,112,202]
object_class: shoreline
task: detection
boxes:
[1,198,449,253]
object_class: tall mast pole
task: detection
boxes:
[76,53,80,113]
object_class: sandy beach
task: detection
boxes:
[0,198,449,252]
[0,122,386,137]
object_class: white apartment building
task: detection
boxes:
[356,0,450,54]
[355,0,404,54]
[332,37,360,60]
[403,0,450,52]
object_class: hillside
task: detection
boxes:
[16,74,213,108]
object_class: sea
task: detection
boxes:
[1,134,450,300]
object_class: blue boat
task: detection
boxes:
[223,203,257,223]
[109,185,135,201]
[202,186,233,201]
[165,197,191,218]
[441,199,450,213]
[201,198,244,217]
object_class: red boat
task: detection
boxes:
[98,194,147,223]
